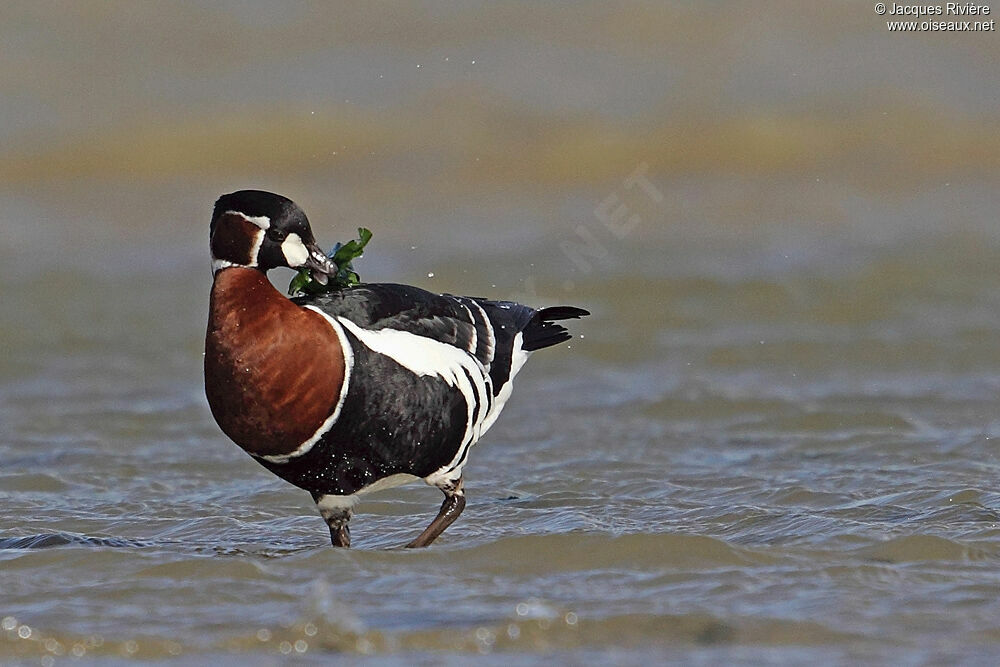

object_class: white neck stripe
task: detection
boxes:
[211,258,237,273]
[256,308,355,464]
[225,210,271,230]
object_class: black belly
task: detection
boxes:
[254,334,469,496]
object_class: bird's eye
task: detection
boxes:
[268,229,287,242]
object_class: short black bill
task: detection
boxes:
[305,243,337,285]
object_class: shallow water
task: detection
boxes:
[3,2,1000,665]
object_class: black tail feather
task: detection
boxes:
[521,306,590,352]
[535,306,590,321]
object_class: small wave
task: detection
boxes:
[214,610,859,656]
[303,532,783,573]
[858,535,997,563]
[0,533,146,550]
[0,611,854,661]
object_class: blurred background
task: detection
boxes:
[2,2,1000,663]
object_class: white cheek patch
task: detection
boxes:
[225,210,270,230]
[281,233,310,267]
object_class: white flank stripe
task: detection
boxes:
[225,210,271,230]
[336,318,492,483]
[257,308,355,464]
[440,362,492,477]
[336,318,482,388]
[479,331,529,435]
[509,331,530,378]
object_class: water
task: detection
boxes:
[3,2,1000,664]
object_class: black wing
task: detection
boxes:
[294,284,485,361]
[469,300,589,391]
[295,283,588,395]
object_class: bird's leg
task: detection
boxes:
[326,512,351,547]
[313,494,353,547]
[406,477,465,548]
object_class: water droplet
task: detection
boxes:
[256,628,271,642]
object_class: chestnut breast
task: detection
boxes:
[205,268,345,457]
